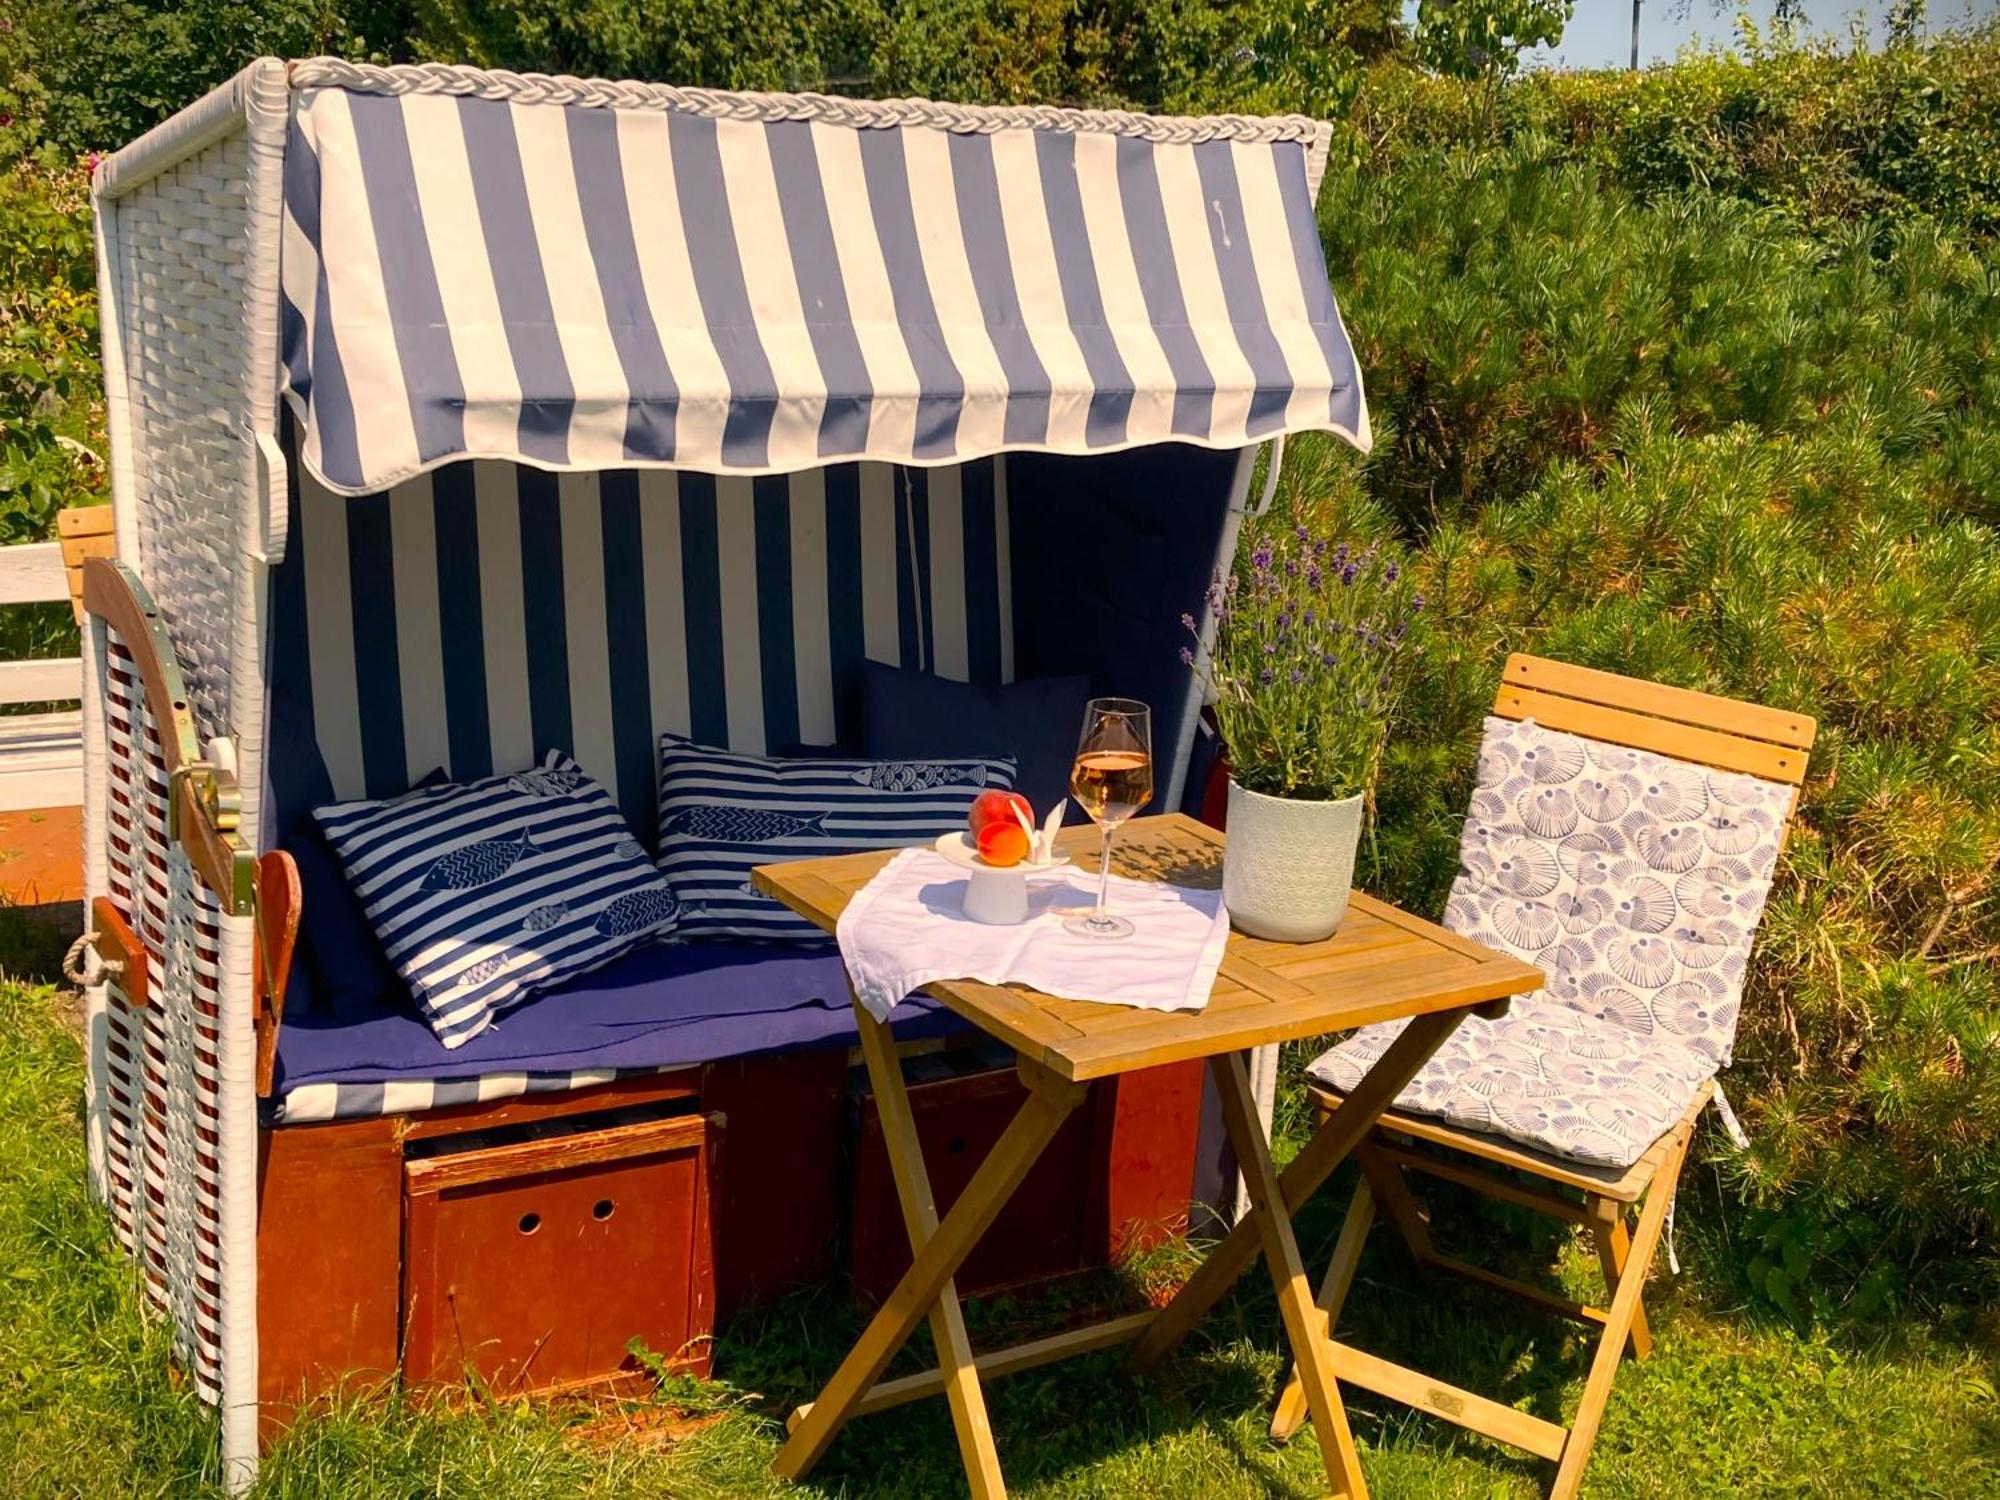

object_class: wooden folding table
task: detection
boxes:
[755,813,1543,1499]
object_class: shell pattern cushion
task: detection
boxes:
[1308,715,1794,1168]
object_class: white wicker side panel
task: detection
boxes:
[104,136,252,741]
[94,64,283,1488]
[98,632,235,1407]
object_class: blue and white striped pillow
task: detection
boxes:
[314,752,681,1049]
[655,735,1014,941]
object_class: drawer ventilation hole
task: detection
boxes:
[592,1199,616,1222]
[518,1212,541,1235]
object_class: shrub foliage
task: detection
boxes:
[1295,139,2000,1309]
[2,5,1996,1305]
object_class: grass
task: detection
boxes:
[1,918,1995,1498]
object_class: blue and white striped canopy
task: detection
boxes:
[279,62,1370,496]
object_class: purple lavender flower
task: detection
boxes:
[1294,523,1311,543]
[1260,666,1276,685]
[1179,645,1196,666]
[1290,666,1306,684]
[1251,541,1274,572]
[1340,562,1360,585]
[1384,561,1400,583]
[1412,593,1427,613]
[1180,611,1197,633]
[1307,565,1323,589]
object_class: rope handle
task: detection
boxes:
[62,931,124,988]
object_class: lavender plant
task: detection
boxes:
[1183,525,1423,802]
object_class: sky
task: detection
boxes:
[1401,0,1999,70]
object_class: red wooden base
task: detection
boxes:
[256,1046,1205,1444]
[848,1055,1205,1301]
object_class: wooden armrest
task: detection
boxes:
[255,850,301,1098]
[89,897,149,1009]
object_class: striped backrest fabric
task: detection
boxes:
[269,451,1014,843]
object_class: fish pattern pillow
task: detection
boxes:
[656,735,1015,941]
[314,752,681,1048]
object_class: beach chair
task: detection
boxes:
[1271,653,1814,1498]
[76,57,1374,1488]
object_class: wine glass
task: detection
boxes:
[1064,697,1153,940]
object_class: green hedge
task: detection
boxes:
[1351,26,2000,236]
[1281,142,2000,1315]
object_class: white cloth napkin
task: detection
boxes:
[836,847,1231,1022]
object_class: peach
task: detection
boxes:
[975,819,1030,867]
[968,789,1034,839]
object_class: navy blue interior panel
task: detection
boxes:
[267,441,1239,847]
[1006,443,1238,810]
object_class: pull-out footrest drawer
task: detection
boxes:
[402,1104,721,1396]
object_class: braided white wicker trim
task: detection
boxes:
[286,56,1328,149]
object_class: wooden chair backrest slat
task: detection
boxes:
[1493,654,1815,787]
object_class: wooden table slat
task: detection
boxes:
[753,814,1543,1083]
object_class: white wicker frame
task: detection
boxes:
[84,57,1322,1490]
[88,59,287,1492]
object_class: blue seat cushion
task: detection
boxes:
[271,938,967,1106]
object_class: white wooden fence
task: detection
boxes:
[0,538,84,812]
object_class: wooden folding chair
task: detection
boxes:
[1271,654,1815,1499]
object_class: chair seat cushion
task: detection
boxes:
[1303,712,1794,1169]
[1307,999,1715,1168]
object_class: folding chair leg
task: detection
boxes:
[1270,1174,1375,1442]
[1549,1126,1691,1500]
[1357,1144,1434,1263]
[1588,1198,1652,1361]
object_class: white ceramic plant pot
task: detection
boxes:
[1223,779,1365,942]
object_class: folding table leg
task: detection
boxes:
[851,1002,1005,1498]
[1211,1050,1368,1498]
[1269,1166,1375,1441]
[773,1060,1087,1488]
[1131,1009,1463,1373]
[1549,1124,1691,1500]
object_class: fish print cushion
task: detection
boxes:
[314,751,682,1049]
[656,735,1015,941]
[1308,715,1794,1168]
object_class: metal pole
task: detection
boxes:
[1631,0,1642,69]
